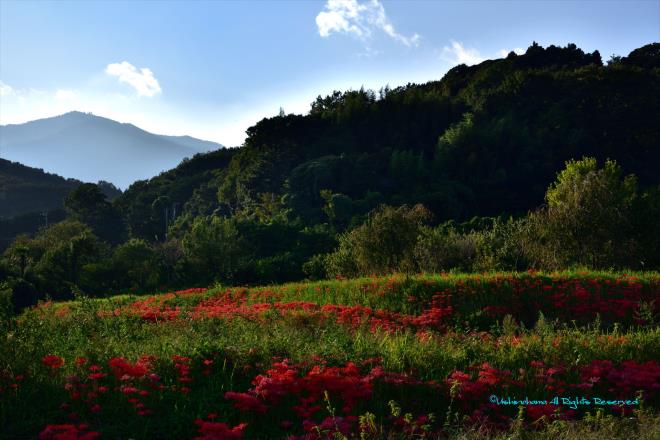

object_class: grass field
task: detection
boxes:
[1,271,659,439]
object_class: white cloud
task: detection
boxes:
[105,61,162,97]
[316,0,420,47]
[497,47,525,58]
[0,81,14,97]
[55,89,77,100]
[441,42,530,66]
[441,40,484,66]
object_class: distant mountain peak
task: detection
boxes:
[0,112,224,189]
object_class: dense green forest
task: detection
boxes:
[1,42,659,308]
[0,159,121,249]
[0,159,121,219]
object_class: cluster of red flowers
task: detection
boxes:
[94,288,207,321]
[42,354,65,370]
[21,275,659,438]
[172,355,194,394]
[175,288,209,296]
[445,358,660,426]
[56,355,160,425]
[38,423,100,440]
[225,358,430,437]
[89,275,658,332]
[27,352,660,439]
[226,359,373,417]
[578,359,660,400]
[194,419,247,440]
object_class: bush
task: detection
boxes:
[0,282,13,321]
[324,204,431,277]
[472,217,530,271]
[414,226,478,272]
[182,216,244,284]
[302,254,327,280]
[522,157,641,269]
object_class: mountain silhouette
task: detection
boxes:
[0,111,224,189]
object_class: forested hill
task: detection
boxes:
[2,42,659,303]
[117,42,659,241]
[0,158,121,219]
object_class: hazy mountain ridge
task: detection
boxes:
[0,112,224,189]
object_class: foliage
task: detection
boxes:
[522,158,641,269]
[325,204,431,277]
[2,42,660,305]
[181,216,244,285]
[2,220,106,301]
[65,183,126,244]
[0,158,83,218]
[414,226,479,272]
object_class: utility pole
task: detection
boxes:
[42,211,49,228]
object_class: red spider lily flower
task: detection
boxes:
[120,385,140,395]
[109,357,149,378]
[224,391,268,414]
[38,423,101,440]
[172,355,192,364]
[88,373,107,380]
[42,355,65,370]
[194,420,247,440]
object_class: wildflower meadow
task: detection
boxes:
[1,271,659,439]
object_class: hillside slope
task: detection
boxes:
[116,42,660,240]
[0,158,122,218]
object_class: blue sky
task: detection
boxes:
[1,0,658,147]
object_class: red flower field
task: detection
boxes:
[2,272,659,439]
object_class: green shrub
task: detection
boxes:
[325,204,431,277]
[414,226,478,272]
[0,282,13,321]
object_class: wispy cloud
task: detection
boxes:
[0,81,14,97]
[105,61,162,97]
[441,40,484,66]
[55,89,77,100]
[497,47,525,58]
[441,41,527,66]
[316,0,420,47]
